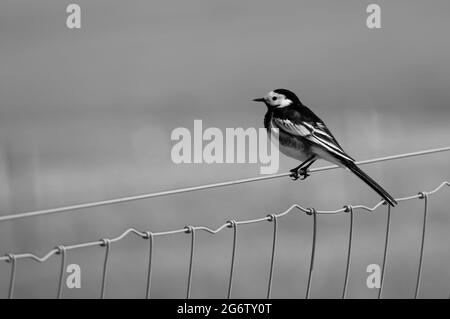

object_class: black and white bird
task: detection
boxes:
[253,88,397,206]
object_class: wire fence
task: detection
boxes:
[1,146,449,299]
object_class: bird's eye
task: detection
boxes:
[272,96,277,101]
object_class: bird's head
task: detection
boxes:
[253,88,301,108]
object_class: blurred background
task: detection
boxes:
[0,0,449,298]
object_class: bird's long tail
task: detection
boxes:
[345,162,397,206]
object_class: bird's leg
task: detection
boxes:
[290,156,316,181]
[289,165,304,180]
[298,159,316,180]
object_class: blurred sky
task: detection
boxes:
[0,0,449,298]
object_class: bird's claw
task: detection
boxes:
[298,168,310,180]
[289,169,299,180]
[290,168,310,181]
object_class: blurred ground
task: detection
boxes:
[0,0,449,298]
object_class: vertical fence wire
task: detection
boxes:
[266,214,278,299]
[100,238,111,299]
[305,208,317,299]
[378,204,391,299]
[7,254,16,299]
[342,206,354,299]
[226,220,237,299]
[414,192,428,299]
[144,232,154,299]
[0,180,448,299]
[56,246,67,299]
[185,226,195,299]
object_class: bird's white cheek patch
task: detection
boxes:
[276,99,293,108]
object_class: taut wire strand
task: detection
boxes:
[0,146,449,223]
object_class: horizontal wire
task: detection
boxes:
[1,181,448,263]
[0,146,449,223]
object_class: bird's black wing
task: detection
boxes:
[299,105,347,149]
[272,105,355,162]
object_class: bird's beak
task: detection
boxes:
[252,98,265,102]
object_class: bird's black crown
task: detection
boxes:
[273,88,302,104]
